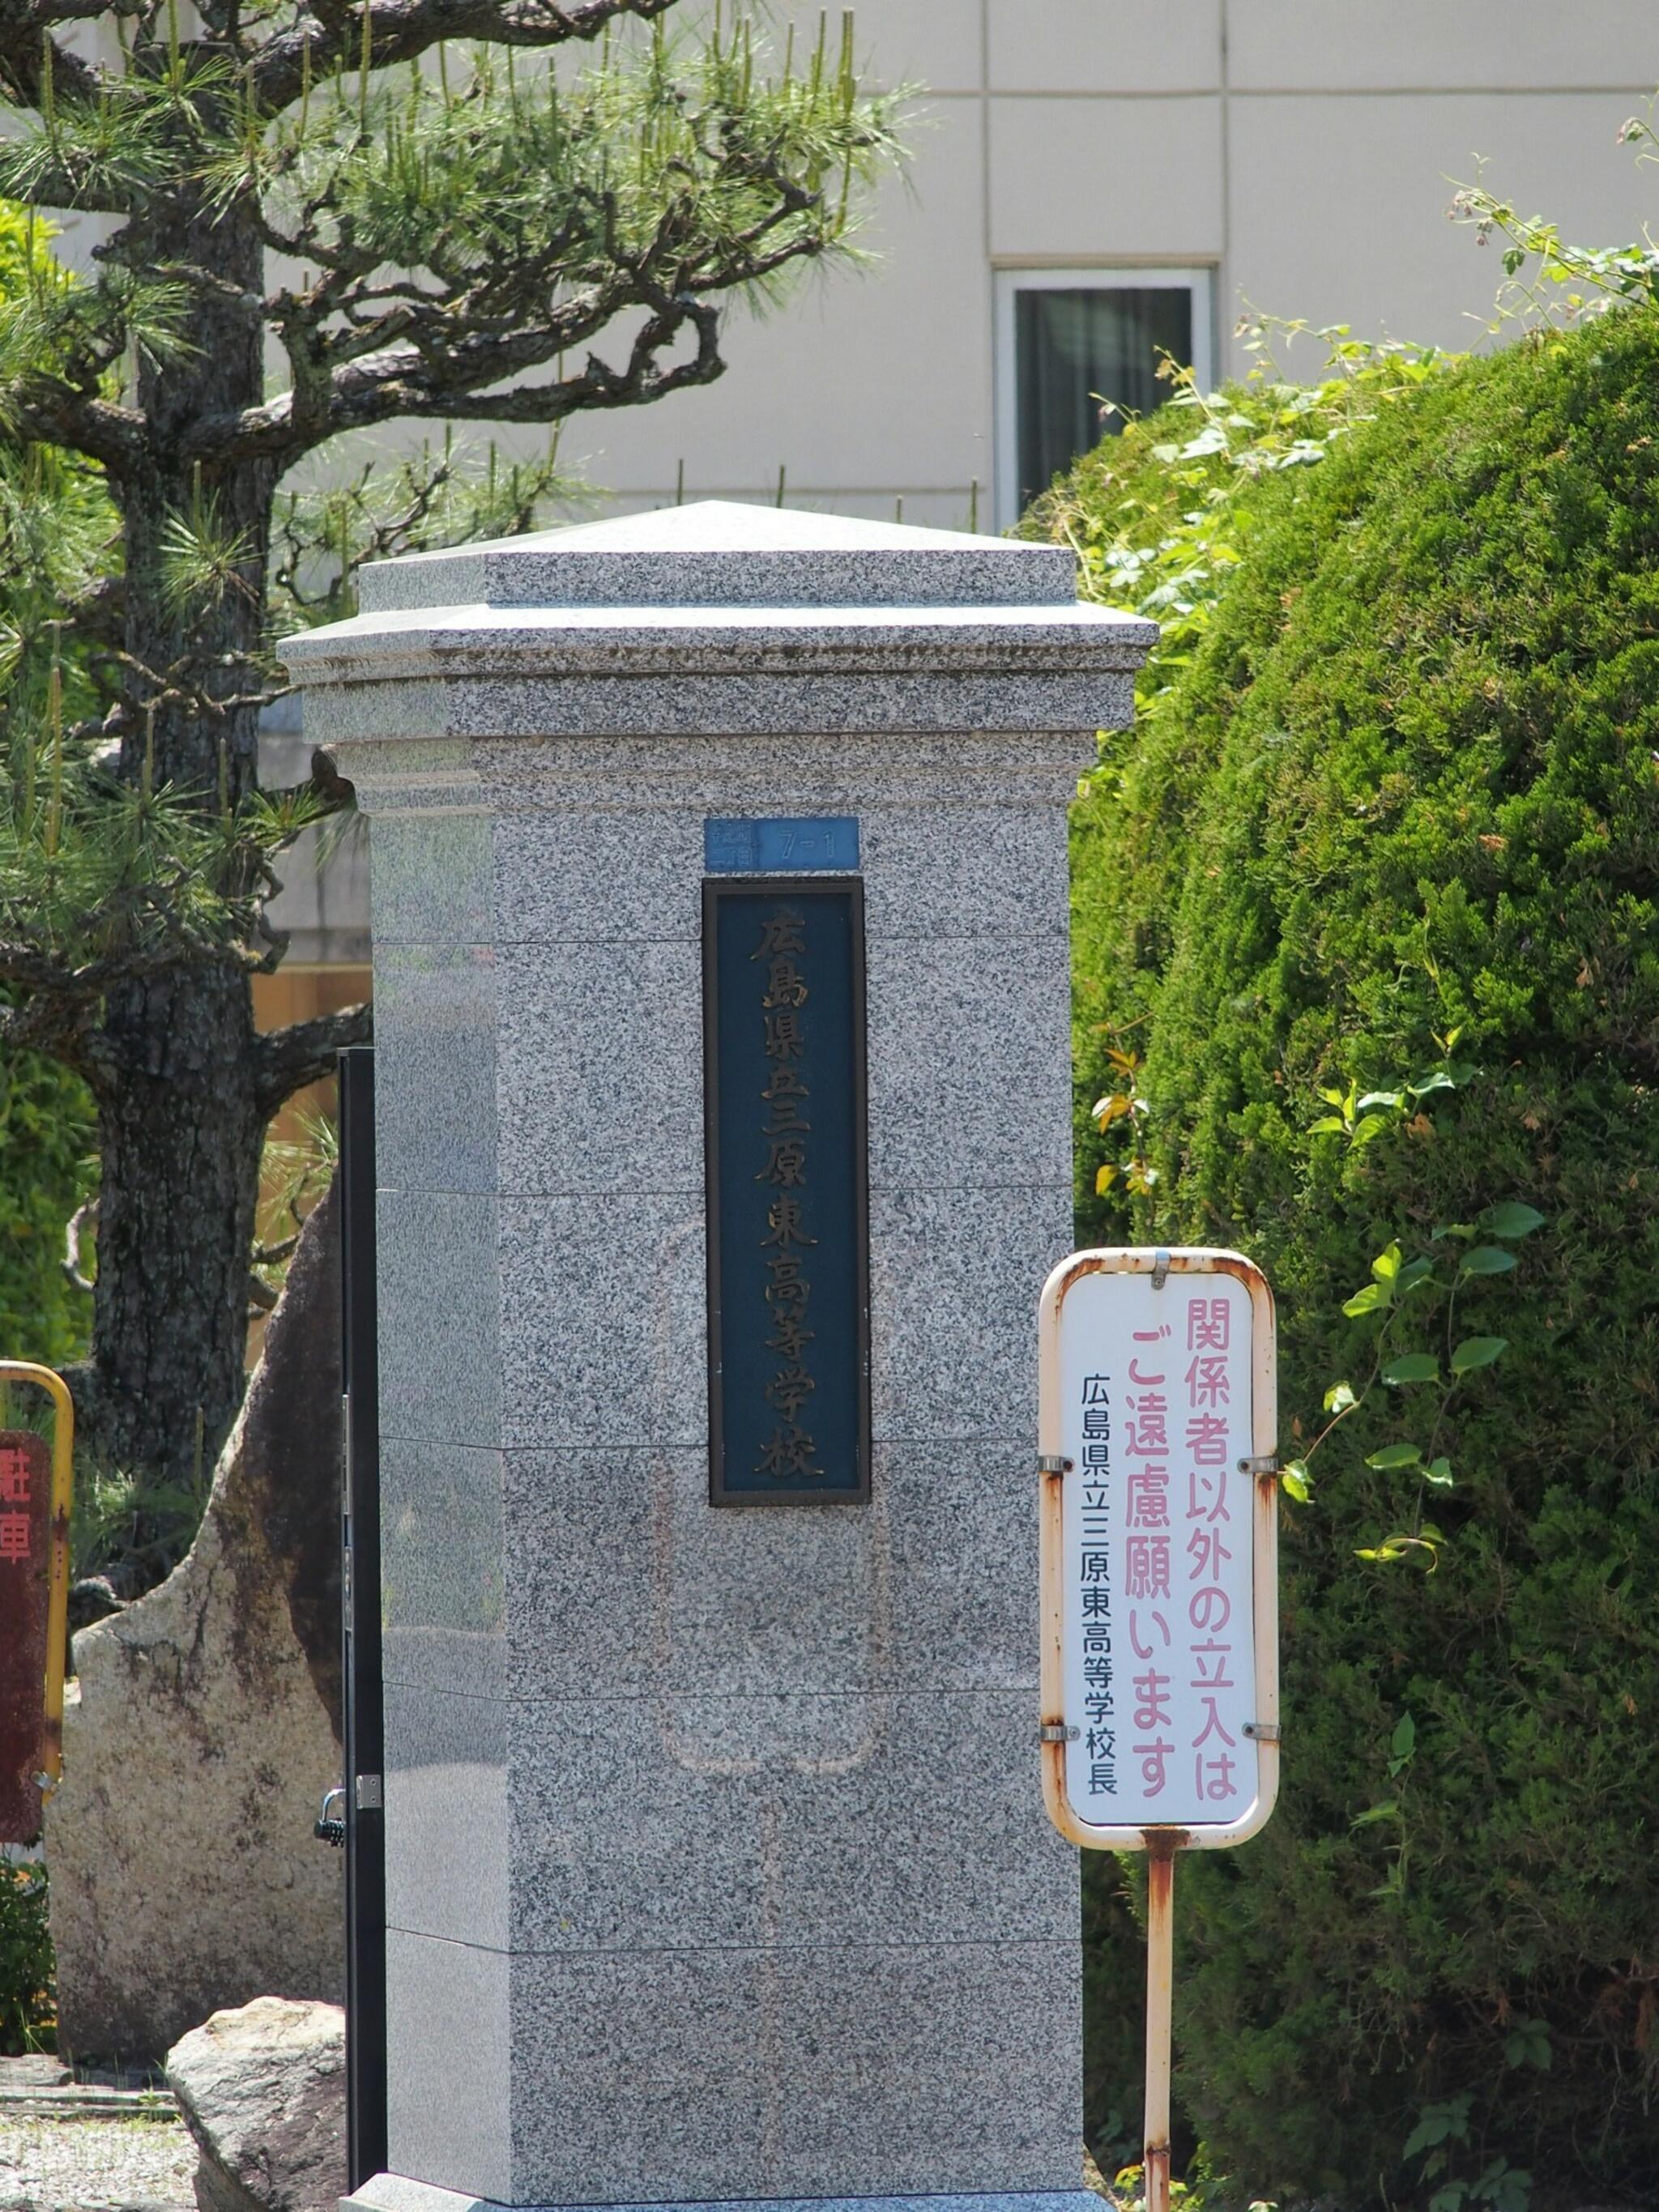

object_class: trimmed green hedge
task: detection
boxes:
[1044,313,1659,2207]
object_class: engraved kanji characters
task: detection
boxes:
[753,904,823,1484]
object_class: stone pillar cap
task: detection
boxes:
[347,499,1098,614]
[279,501,1156,748]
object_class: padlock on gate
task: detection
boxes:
[313,1784,346,1847]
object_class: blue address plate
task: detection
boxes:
[704,816,861,875]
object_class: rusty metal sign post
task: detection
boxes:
[0,1363,75,1843]
[1038,1248,1279,2212]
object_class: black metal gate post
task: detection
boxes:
[339,1045,388,2189]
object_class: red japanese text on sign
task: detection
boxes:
[0,1430,53,1842]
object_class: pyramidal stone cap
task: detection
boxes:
[352,500,1085,612]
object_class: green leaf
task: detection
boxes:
[1366,1441,1422,1469]
[1396,1256,1437,1295]
[1451,1335,1508,1375]
[1405,2095,1473,2162]
[1503,2018,1552,2071]
[1459,1244,1517,1277]
[1482,1201,1546,1239]
[1350,1799,1400,1830]
[1323,1379,1357,1413]
[1382,1353,1439,1385]
[1350,1111,1392,1147]
[1406,1068,1456,1097]
[1371,1241,1402,1282]
[1389,1711,1416,1762]
[1342,1281,1390,1318]
[1307,1115,1347,1135]
[1354,1089,1403,1112]
[1433,1221,1477,1242]
[1425,1456,1455,1488]
[1280,1462,1311,1503]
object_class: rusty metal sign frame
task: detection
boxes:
[1036,1246,1281,1852]
[0,1362,75,1793]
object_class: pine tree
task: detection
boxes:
[0,2,901,1495]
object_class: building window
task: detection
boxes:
[995,269,1214,526]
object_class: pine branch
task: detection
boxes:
[348,289,725,427]
[0,20,103,109]
[0,940,116,993]
[0,374,147,472]
[0,982,102,1076]
[187,277,722,459]
[251,0,675,113]
[254,999,372,1117]
[271,434,574,629]
[1,159,142,218]
[215,24,896,461]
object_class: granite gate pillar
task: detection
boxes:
[283,504,1154,2212]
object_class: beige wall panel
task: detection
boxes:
[989,95,1223,259]
[851,0,983,94]
[1225,92,1653,370]
[556,97,992,505]
[1227,0,1659,91]
[987,0,1222,96]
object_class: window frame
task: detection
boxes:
[993,266,1217,531]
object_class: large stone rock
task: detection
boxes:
[46,1186,346,2062]
[167,1996,347,2212]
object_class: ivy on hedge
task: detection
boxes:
[1038,312,1659,2207]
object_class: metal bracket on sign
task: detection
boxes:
[355,1773,383,1811]
[1038,1723,1080,1744]
[1037,1455,1071,1476]
[1243,1722,1282,1744]
[1150,1249,1171,1289]
[1238,1453,1280,1476]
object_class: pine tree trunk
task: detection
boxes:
[91,967,266,1486]
[84,190,283,1490]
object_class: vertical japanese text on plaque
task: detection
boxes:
[703,879,870,1504]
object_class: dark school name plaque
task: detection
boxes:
[703,876,871,1506]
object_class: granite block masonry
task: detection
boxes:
[281,503,1154,2212]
